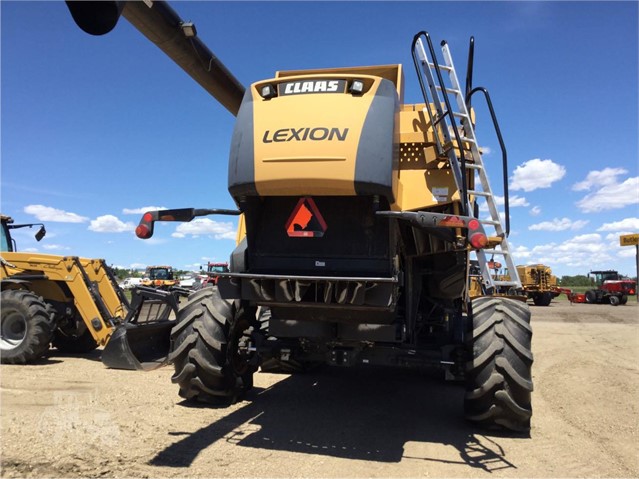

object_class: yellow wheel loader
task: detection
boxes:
[66,1,533,432]
[0,215,183,367]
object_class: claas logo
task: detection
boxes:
[285,197,327,238]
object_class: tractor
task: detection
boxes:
[1,214,182,367]
[66,1,533,432]
[585,270,636,306]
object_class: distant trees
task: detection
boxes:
[558,275,592,287]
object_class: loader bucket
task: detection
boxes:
[101,320,174,371]
[101,286,184,371]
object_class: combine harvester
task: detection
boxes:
[66,1,533,431]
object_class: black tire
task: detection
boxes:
[52,327,98,354]
[532,292,552,307]
[0,289,54,364]
[465,296,533,432]
[585,290,597,304]
[609,295,620,306]
[620,295,628,305]
[169,287,258,403]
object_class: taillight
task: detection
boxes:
[136,224,151,239]
[468,219,480,231]
[470,232,488,249]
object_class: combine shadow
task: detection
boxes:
[150,366,523,472]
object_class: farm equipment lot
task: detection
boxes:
[1,302,637,478]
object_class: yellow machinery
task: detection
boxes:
[66,1,533,432]
[141,265,179,290]
[517,264,559,306]
[1,215,181,367]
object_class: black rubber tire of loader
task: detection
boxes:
[465,296,534,432]
[52,327,98,354]
[0,289,53,364]
[169,287,257,404]
[532,292,552,307]
[620,295,628,305]
[609,295,620,306]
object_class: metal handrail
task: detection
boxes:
[467,86,510,237]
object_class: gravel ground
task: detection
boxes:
[1,301,638,478]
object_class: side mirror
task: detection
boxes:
[35,226,46,242]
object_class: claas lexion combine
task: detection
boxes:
[65,1,533,431]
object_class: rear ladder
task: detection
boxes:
[411,32,521,291]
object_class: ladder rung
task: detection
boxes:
[465,163,483,170]
[492,281,519,287]
[435,86,461,95]
[459,136,476,143]
[427,62,453,71]
[452,112,469,119]
[482,220,501,226]
[468,190,491,197]
[482,249,510,255]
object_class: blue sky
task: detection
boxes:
[2,1,638,278]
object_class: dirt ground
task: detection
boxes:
[1,301,638,478]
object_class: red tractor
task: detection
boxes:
[585,270,636,306]
[199,262,229,288]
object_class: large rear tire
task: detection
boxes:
[585,290,597,304]
[532,292,552,307]
[169,287,258,403]
[1,289,54,364]
[465,296,533,432]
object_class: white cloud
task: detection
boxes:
[24,205,88,223]
[88,215,135,233]
[575,176,639,213]
[572,167,627,191]
[22,247,38,252]
[530,206,541,216]
[478,195,528,212]
[480,146,492,156]
[509,159,566,192]
[529,217,589,231]
[597,218,639,232]
[122,206,168,215]
[525,234,613,269]
[42,244,70,251]
[129,263,146,270]
[172,218,236,240]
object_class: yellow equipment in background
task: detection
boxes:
[517,264,559,306]
[1,215,181,367]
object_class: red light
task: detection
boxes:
[470,232,488,249]
[136,224,150,239]
[143,212,153,223]
[468,219,480,230]
[630,289,636,295]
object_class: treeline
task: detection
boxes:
[558,275,592,287]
